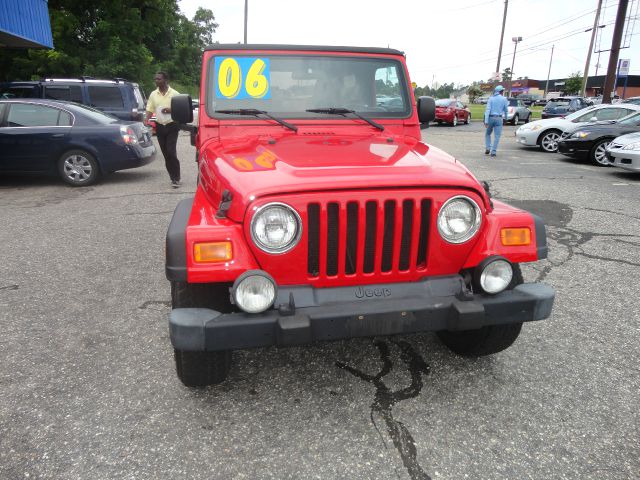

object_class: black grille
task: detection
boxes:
[307,197,431,278]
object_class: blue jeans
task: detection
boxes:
[485,117,503,154]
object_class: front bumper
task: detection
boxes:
[558,140,590,157]
[606,148,640,171]
[169,276,555,352]
[514,128,539,146]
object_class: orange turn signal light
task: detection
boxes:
[501,228,531,246]
[194,242,233,263]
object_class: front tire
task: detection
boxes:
[437,265,524,357]
[464,113,470,124]
[58,149,99,186]
[589,139,611,166]
[539,130,561,153]
[451,115,458,127]
[171,281,233,387]
[511,114,519,125]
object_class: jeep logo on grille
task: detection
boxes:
[355,286,391,299]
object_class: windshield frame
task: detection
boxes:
[205,53,412,120]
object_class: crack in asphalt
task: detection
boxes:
[336,340,431,480]
[0,285,19,291]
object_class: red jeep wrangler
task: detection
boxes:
[167,45,555,387]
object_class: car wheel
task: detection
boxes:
[464,113,470,124]
[539,130,561,153]
[452,115,457,127]
[437,264,524,356]
[58,150,100,186]
[524,114,531,123]
[590,139,612,167]
[511,114,519,125]
[171,281,233,387]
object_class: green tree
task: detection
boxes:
[564,72,583,95]
[467,85,483,103]
[0,0,217,95]
[501,68,512,82]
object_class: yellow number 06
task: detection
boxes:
[218,58,268,99]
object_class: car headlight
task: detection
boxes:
[571,131,589,139]
[622,142,640,150]
[437,196,482,244]
[474,257,514,294]
[251,202,302,253]
[232,270,277,313]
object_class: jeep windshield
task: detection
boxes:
[206,55,411,119]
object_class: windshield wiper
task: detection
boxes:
[306,107,385,131]
[215,109,297,132]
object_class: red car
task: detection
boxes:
[435,99,471,126]
[165,44,555,387]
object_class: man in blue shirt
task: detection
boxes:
[483,85,509,156]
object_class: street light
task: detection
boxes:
[508,36,522,97]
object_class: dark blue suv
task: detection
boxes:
[0,77,146,121]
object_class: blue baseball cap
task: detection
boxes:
[494,85,505,93]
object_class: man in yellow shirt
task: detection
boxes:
[146,71,181,187]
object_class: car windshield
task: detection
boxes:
[207,54,411,118]
[508,99,518,106]
[435,99,452,107]
[567,106,597,121]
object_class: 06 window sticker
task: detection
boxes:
[214,57,271,100]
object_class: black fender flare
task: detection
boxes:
[166,197,193,281]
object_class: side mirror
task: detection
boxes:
[417,96,436,123]
[171,94,193,124]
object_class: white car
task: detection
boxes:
[514,103,640,153]
[605,131,640,172]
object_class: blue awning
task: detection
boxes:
[0,0,53,49]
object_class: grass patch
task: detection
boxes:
[467,103,542,121]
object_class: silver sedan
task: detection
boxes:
[515,104,640,152]
[605,131,640,172]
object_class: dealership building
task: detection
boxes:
[481,75,640,99]
[0,0,53,49]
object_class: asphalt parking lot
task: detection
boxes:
[1,123,638,480]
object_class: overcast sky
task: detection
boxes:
[178,0,639,87]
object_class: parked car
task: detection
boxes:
[622,96,640,105]
[516,94,542,107]
[505,97,531,124]
[515,103,640,152]
[587,95,603,105]
[606,131,640,172]
[533,98,548,107]
[475,96,490,104]
[0,77,146,121]
[434,99,471,126]
[0,99,155,186]
[164,44,555,387]
[541,97,590,119]
[558,111,640,166]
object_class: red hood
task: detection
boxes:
[199,133,485,222]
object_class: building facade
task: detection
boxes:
[0,0,53,49]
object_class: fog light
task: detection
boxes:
[232,271,277,313]
[476,257,513,294]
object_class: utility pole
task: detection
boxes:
[508,36,522,97]
[244,0,248,44]
[495,0,509,77]
[602,0,629,103]
[544,45,555,98]
[582,0,604,97]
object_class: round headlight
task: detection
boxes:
[232,271,277,313]
[251,203,301,254]
[477,258,513,294]
[437,196,482,244]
